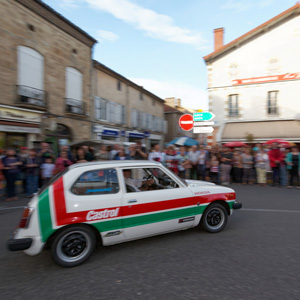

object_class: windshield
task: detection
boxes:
[37,167,70,195]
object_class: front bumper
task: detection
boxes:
[233,202,242,210]
[7,237,33,251]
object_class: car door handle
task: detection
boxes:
[128,199,137,203]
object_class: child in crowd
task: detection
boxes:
[41,157,55,186]
[210,155,219,184]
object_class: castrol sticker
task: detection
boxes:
[86,208,120,221]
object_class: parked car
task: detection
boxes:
[7,160,241,267]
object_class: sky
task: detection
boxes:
[43,0,298,110]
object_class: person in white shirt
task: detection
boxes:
[188,145,199,180]
[148,144,165,164]
[40,157,55,185]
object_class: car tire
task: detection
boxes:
[200,203,228,233]
[51,225,96,267]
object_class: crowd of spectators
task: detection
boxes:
[0,140,299,202]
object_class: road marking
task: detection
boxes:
[0,206,25,211]
[242,208,300,213]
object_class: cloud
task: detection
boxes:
[96,29,119,42]
[84,0,205,48]
[130,78,209,110]
[221,0,250,12]
[221,0,273,12]
[59,0,85,9]
[257,0,273,9]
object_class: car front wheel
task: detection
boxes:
[51,225,96,267]
[200,203,228,233]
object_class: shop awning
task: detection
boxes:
[222,120,300,142]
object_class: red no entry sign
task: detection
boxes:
[179,114,194,131]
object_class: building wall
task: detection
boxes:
[0,0,94,146]
[207,14,300,141]
[93,66,165,147]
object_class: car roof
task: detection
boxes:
[68,160,162,170]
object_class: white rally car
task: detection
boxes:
[8,160,241,267]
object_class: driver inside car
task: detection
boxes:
[123,169,155,192]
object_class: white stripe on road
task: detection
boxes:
[0,206,25,211]
[242,208,300,213]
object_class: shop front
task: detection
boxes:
[0,105,43,150]
[42,123,73,156]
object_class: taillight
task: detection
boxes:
[18,207,34,229]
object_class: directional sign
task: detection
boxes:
[179,114,194,131]
[193,126,214,134]
[193,112,215,122]
[194,121,215,126]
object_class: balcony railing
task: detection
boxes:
[65,98,85,115]
[16,85,47,108]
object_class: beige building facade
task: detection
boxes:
[0,0,96,151]
[93,61,166,148]
[204,4,300,144]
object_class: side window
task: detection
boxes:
[123,167,179,193]
[72,168,119,195]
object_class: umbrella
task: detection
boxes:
[168,137,199,147]
[264,139,292,147]
[223,142,249,148]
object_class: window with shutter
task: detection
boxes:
[121,105,126,125]
[109,102,115,123]
[65,67,84,114]
[95,97,101,120]
[100,99,108,121]
[17,46,45,107]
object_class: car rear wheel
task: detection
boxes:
[51,225,96,267]
[200,203,228,233]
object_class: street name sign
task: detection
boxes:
[193,112,215,122]
[178,114,194,131]
[193,126,214,134]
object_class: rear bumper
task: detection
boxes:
[7,237,33,251]
[233,202,242,210]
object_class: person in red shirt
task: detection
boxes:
[268,143,284,186]
[54,150,73,174]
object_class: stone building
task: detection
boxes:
[0,0,96,151]
[204,4,300,144]
[93,61,166,148]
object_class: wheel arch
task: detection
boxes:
[45,223,102,248]
[212,200,231,216]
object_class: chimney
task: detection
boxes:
[214,28,224,51]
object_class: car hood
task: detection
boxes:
[185,180,215,187]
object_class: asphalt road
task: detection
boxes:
[0,185,300,300]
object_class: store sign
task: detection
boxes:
[232,72,300,85]
[102,129,119,137]
[93,125,103,133]
[129,133,144,139]
[0,125,41,134]
[0,107,41,123]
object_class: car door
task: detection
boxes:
[63,166,124,245]
[120,166,196,241]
